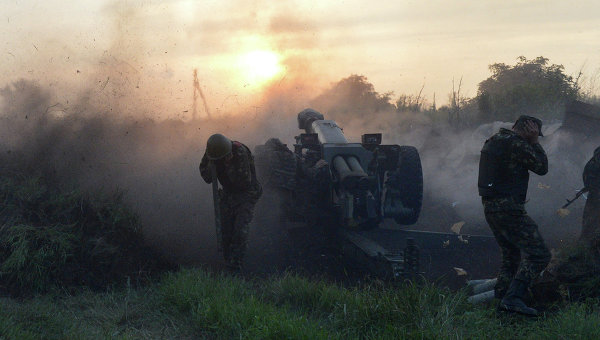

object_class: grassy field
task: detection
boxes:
[1,268,600,339]
[1,173,599,339]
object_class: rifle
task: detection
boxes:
[561,187,589,209]
[210,162,223,252]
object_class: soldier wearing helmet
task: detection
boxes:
[478,115,551,316]
[200,133,262,272]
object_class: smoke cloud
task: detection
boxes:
[336,109,599,248]
[2,74,599,273]
[2,1,599,275]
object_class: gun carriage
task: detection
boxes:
[255,109,498,280]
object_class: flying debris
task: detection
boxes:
[537,182,551,189]
[454,267,468,276]
[556,208,570,217]
[451,221,465,234]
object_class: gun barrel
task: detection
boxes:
[333,155,351,174]
[346,156,364,172]
[310,120,348,144]
[333,155,369,190]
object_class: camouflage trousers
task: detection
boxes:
[219,191,257,270]
[580,191,600,249]
[483,198,551,298]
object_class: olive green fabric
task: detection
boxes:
[483,197,551,297]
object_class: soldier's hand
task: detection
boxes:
[315,159,328,168]
[523,120,539,144]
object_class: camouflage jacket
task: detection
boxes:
[583,147,600,193]
[479,128,548,205]
[200,141,262,199]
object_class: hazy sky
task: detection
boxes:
[1,0,599,117]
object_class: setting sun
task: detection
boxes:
[237,50,283,85]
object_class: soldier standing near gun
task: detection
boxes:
[580,146,600,248]
[478,115,551,316]
[200,133,262,272]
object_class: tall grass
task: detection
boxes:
[158,269,600,339]
[2,267,600,339]
[0,174,171,296]
[1,170,599,338]
[160,269,330,339]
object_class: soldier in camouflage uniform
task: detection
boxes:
[580,146,600,248]
[478,115,551,316]
[200,134,262,271]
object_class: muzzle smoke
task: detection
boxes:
[1,76,597,272]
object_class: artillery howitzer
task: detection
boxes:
[255,109,499,281]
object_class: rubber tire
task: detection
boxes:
[393,146,423,225]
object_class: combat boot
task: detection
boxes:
[494,287,506,300]
[499,279,538,316]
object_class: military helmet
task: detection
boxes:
[206,133,232,160]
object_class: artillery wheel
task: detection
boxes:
[393,146,423,225]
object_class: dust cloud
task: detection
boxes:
[1,2,598,273]
[0,0,329,270]
[0,69,323,271]
[336,111,599,250]
[2,67,598,273]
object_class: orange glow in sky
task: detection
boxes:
[237,50,284,85]
[1,1,600,118]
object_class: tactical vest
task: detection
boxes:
[478,134,529,202]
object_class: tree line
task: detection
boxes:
[311,56,597,127]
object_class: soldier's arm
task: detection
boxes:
[513,139,548,175]
[226,146,253,190]
[199,152,213,183]
[583,155,600,191]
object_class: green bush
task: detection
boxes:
[549,243,600,301]
[476,56,578,123]
[0,174,171,296]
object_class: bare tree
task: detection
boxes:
[193,69,211,119]
[396,83,426,112]
[449,76,463,127]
